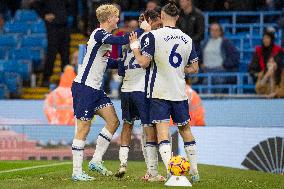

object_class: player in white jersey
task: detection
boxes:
[71,4,147,181]
[112,10,165,182]
[129,1,200,183]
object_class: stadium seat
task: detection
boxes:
[9,48,43,62]
[4,72,22,94]
[30,21,46,33]
[20,35,47,48]
[0,72,4,83]
[15,10,38,22]
[0,49,7,59]
[0,59,18,73]
[251,38,261,47]
[0,35,18,48]
[17,60,32,81]
[3,22,30,34]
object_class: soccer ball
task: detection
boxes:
[168,156,190,176]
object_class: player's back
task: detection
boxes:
[121,45,146,93]
[146,27,196,101]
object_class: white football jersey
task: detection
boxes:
[120,45,146,93]
[121,34,149,93]
[74,28,139,90]
[141,26,198,101]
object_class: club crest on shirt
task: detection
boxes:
[103,50,111,57]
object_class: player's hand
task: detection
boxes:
[45,13,55,22]
[129,32,140,50]
[140,20,151,32]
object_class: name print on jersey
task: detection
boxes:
[164,35,188,44]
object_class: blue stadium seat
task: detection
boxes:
[0,72,4,83]
[20,35,47,48]
[251,38,261,47]
[17,60,32,81]
[9,48,43,61]
[0,59,18,72]
[0,49,7,59]
[30,21,46,33]
[4,22,30,34]
[0,35,17,47]
[4,72,22,94]
[0,84,9,99]
[15,10,38,22]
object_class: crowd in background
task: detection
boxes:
[0,0,284,97]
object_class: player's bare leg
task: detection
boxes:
[115,122,133,178]
[89,105,120,176]
[178,123,200,182]
[72,119,94,181]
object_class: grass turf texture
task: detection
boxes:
[0,161,283,189]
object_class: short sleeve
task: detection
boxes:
[93,29,111,43]
[188,43,198,65]
[140,32,155,60]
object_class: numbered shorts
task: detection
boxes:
[149,98,190,126]
[71,82,113,121]
[121,91,152,126]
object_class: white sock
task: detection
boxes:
[119,146,130,166]
[91,127,113,163]
[72,139,85,175]
[184,141,198,175]
[159,140,172,171]
[145,142,158,176]
[141,128,148,169]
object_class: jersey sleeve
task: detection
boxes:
[94,28,144,45]
[106,58,118,69]
[140,32,155,60]
[188,43,198,65]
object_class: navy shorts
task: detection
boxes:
[71,82,113,121]
[121,91,151,126]
[149,98,190,126]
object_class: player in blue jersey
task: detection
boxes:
[71,4,149,181]
[129,1,200,183]
[110,10,165,182]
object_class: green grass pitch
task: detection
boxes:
[0,161,283,189]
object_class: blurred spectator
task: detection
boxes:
[44,65,77,125]
[249,29,283,83]
[202,23,239,76]
[194,0,223,11]
[146,0,159,10]
[0,14,4,33]
[278,8,284,47]
[255,57,284,98]
[87,2,100,35]
[223,0,257,11]
[127,19,139,32]
[36,0,70,87]
[177,0,205,60]
[68,0,89,33]
[7,0,21,16]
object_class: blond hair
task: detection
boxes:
[96,4,119,23]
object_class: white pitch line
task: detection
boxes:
[0,162,72,174]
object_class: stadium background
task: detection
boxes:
[0,0,284,181]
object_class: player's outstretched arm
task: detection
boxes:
[95,28,144,45]
[106,58,125,77]
[129,32,153,69]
